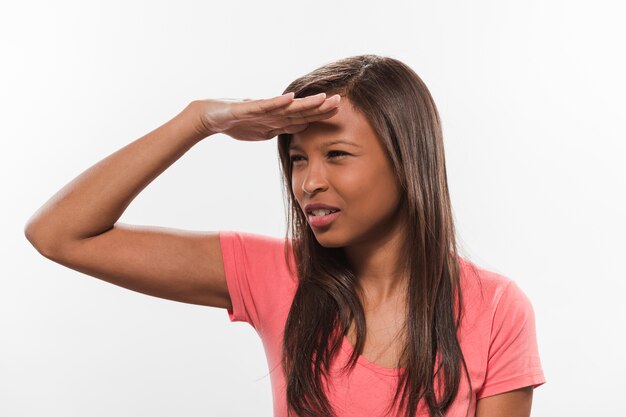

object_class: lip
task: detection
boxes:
[307,210,341,228]
[303,203,341,215]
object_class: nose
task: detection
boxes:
[300,161,329,196]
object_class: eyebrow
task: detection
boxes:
[288,140,362,151]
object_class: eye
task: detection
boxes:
[289,155,305,164]
[288,150,350,165]
[327,150,349,159]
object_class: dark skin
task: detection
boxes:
[25,91,535,415]
[476,386,534,417]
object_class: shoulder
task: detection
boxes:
[457,258,546,399]
[458,256,516,304]
[219,230,289,249]
[219,231,293,260]
[218,230,297,278]
[218,231,298,327]
[456,256,536,330]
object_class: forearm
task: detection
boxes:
[25,101,209,253]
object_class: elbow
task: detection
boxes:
[24,220,40,249]
[24,220,63,260]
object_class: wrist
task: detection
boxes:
[186,100,217,140]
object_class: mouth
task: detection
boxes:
[307,209,341,228]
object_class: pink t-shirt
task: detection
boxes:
[219,231,545,417]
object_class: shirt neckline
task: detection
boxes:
[340,335,403,377]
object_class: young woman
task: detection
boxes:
[25,55,545,417]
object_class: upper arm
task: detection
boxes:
[476,386,534,417]
[31,222,232,309]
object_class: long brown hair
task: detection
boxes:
[277,55,471,417]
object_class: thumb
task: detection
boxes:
[280,124,309,135]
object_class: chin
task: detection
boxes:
[311,232,347,248]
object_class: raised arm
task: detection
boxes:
[24,93,340,308]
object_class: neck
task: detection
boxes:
[343,212,409,305]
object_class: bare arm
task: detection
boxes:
[476,386,534,417]
[24,93,340,307]
[25,102,205,247]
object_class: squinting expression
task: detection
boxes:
[289,97,405,248]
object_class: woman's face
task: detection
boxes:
[289,97,405,248]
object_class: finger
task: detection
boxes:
[281,123,311,135]
[244,92,295,115]
[282,106,340,125]
[268,123,309,137]
[286,94,341,118]
[261,108,339,134]
[267,92,330,116]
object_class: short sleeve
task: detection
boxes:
[477,280,546,399]
[218,230,296,332]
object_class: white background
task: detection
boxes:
[3,0,625,416]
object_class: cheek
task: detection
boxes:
[351,167,400,209]
[290,175,304,207]
[338,168,378,196]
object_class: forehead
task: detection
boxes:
[289,99,376,150]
